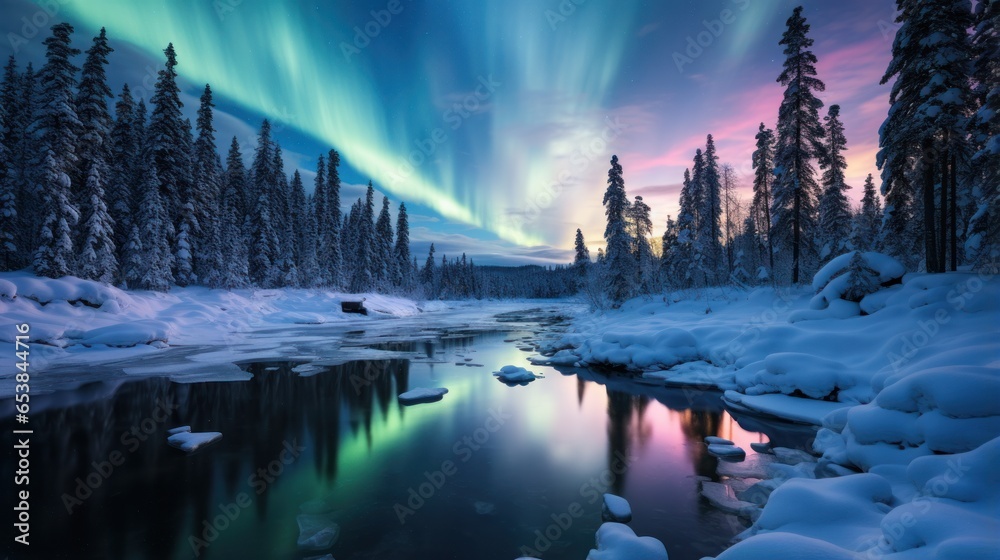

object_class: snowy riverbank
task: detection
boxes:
[543,266,1000,559]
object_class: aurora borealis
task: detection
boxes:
[4,0,897,264]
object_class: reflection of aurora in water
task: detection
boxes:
[8,330,813,560]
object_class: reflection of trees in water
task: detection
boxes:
[15,357,409,560]
[676,408,725,478]
[604,388,653,495]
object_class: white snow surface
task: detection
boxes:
[493,365,539,384]
[397,387,448,404]
[601,493,632,523]
[553,270,999,560]
[586,522,668,560]
[166,431,222,452]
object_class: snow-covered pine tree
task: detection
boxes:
[173,200,196,287]
[721,163,738,277]
[879,0,974,272]
[602,155,634,306]
[74,27,113,197]
[32,24,83,278]
[350,182,377,293]
[674,168,698,287]
[0,61,12,271]
[149,43,193,258]
[9,62,38,264]
[248,121,277,286]
[311,154,328,284]
[966,0,999,266]
[852,174,882,252]
[628,195,654,291]
[752,123,776,273]
[135,161,173,291]
[289,170,317,285]
[220,137,249,288]
[394,202,411,289]
[375,195,394,288]
[699,135,723,280]
[32,152,78,278]
[120,221,144,290]
[772,5,825,284]
[108,84,139,274]
[659,216,678,283]
[326,150,343,286]
[421,243,436,293]
[573,228,590,276]
[271,146,298,287]
[193,84,225,287]
[843,251,880,303]
[817,105,852,261]
[76,162,116,282]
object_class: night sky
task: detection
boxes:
[1,0,900,265]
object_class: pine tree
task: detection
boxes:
[311,154,328,284]
[602,155,634,305]
[290,171,319,285]
[108,84,140,274]
[852,174,882,252]
[628,195,654,290]
[843,251,880,303]
[271,146,298,287]
[0,60,13,270]
[173,200,196,286]
[721,163,738,277]
[74,27,113,192]
[193,84,224,286]
[10,63,38,264]
[879,0,974,272]
[674,168,698,287]
[659,216,678,281]
[149,43,193,260]
[248,121,276,286]
[573,228,590,275]
[752,123,776,273]
[394,202,411,289]
[818,105,853,261]
[135,162,173,291]
[76,162,117,282]
[966,0,999,266]
[699,135,723,279]
[326,150,343,286]
[421,243,436,290]
[350,182,377,292]
[32,24,82,278]
[219,137,249,288]
[772,6,825,284]
[375,195,394,288]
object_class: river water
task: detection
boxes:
[3,307,813,560]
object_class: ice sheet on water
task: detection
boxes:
[167,431,222,452]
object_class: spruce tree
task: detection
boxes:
[326,150,343,286]
[700,135,723,279]
[772,6,825,284]
[193,84,224,286]
[818,105,852,261]
[291,171,319,285]
[602,155,634,305]
[659,216,678,280]
[74,27,113,192]
[77,162,117,282]
[843,251,880,303]
[311,154,328,284]
[32,24,82,278]
[149,43,192,244]
[375,195,394,287]
[628,195,654,290]
[220,137,249,288]
[10,63,38,263]
[573,228,590,274]
[967,0,1000,265]
[0,60,13,270]
[350,182,376,292]
[852,174,882,252]
[752,123,776,273]
[394,202,411,289]
[135,162,173,291]
[421,243,436,290]
[674,168,698,287]
[108,84,139,273]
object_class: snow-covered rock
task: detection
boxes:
[493,365,538,384]
[586,523,668,560]
[167,431,222,452]
[601,493,632,523]
[166,426,191,435]
[397,387,448,404]
[705,436,734,445]
[296,512,339,550]
[707,443,746,461]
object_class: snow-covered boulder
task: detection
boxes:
[167,431,222,452]
[601,493,632,523]
[705,436,734,445]
[586,522,667,560]
[296,512,339,550]
[707,443,746,461]
[806,252,904,317]
[493,365,538,384]
[398,387,448,404]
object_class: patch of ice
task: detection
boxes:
[398,387,448,404]
[493,365,538,384]
[167,431,222,452]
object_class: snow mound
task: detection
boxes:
[811,251,905,293]
[167,431,222,452]
[586,522,668,560]
[801,252,904,320]
[705,436,734,445]
[493,365,539,384]
[601,493,632,523]
[296,512,340,550]
[736,353,869,404]
[398,387,448,404]
[708,443,746,461]
[714,532,857,560]
[167,426,191,435]
[576,327,700,370]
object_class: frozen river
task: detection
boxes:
[4,304,813,559]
